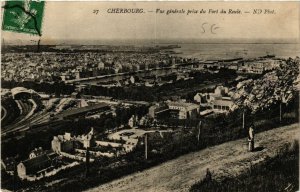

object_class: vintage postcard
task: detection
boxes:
[1,1,299,192]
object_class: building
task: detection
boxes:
[71,92,80,99]
[194,86,229,104]
[214,86,229,96]
[60,73,69,81]
[130,76,136,84]
[56,103,110,120]
[167,102,199,119]
[51,132,76,154]
[149,101,200,120]
[128,115,139,128]
[75,71,81,79]
[237,62,266,74]
[98,62,105,69]
[51,128,137,160]
[81,129,94,148]
[123,139,139,152]
[1,157,16,175]
[148,103,170,119]
[194,86,235,113]
[51,128,94,154]
[192,63,205,71]
[194,93,202,103]
[211,97,234,112]
[17,153,56,178]
[29,147,46,159]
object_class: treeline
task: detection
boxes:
[81,69,238,102]
[1,69,238,102]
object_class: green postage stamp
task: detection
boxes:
[2,0,45,36]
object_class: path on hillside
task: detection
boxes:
[86,124,299,192]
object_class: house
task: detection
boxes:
[194,86,235,113]
[17,153,55,178]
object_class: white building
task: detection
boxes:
[167,102,199,119]
[51,128,94,154]
[194,86,235,113]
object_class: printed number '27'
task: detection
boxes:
[93,9,99,14]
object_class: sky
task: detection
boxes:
[1,1,299,45]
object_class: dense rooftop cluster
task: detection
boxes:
[1,51,172,82]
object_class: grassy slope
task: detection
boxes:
[190,141,299,192]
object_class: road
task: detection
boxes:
[85,123,299,192]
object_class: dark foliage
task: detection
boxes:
[81,69,237,102]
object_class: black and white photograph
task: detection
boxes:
[1,1,300,192]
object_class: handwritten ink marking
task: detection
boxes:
[210,24,219,34]
[201,22,208,34]
[201,23,220,34]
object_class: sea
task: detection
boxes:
[170,43,300,60]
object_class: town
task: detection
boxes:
[1,44,299,192]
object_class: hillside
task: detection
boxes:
[85,123,298,192]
